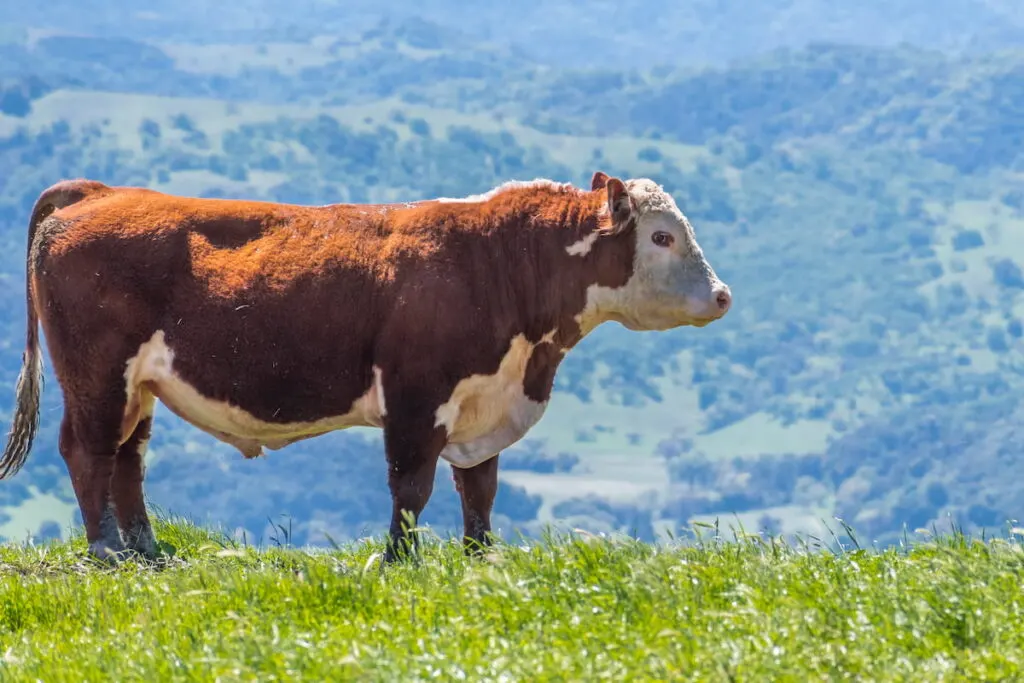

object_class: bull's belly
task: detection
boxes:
[121,330,385,458]
[121,330,555,467]
[151,375,382,458]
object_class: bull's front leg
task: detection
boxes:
[452,454,499,555]
[381,403,447,565]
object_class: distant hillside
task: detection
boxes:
[0,21,1022,549]
[3,0,1024,66]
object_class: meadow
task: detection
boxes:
[0,519,1020,680]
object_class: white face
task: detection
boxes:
[600,176,732,331]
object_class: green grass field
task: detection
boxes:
[0,519,1020,681]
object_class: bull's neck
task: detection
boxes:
[509,190,634,352]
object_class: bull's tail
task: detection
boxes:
[0,179,106,479]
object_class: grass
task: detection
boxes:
[0,519,1020,680]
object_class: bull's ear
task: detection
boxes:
[605,178,636,234]
[591,171,610,191]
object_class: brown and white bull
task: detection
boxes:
[0,171,731,563]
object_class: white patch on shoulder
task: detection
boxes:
[121,331,385,460]
[565,230,599,257]
[435,330,557,468]
[435,179,574,203]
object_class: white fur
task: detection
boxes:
[565,231,600,257]
[372,366,387,417]
[134,391,156,462]
[435,331,556,468]
[575,282,628,336]
[624,178,683,215]
[121,331,386,460]
[435,179,574,203]
[441,400,547,468]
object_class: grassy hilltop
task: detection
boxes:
[0,520,1021,680]
[0,6,1023,552]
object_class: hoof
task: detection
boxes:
[462,534,494,557]
[123,526,159,560]
[87,540,126,564]
[382,539,417,565]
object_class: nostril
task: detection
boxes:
[715,289,731,311]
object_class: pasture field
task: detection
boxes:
[0,519,1020,681]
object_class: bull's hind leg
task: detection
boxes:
[452,454,500,555]
[56,352,157,563]
[59,407,125,561]
[110,390,157,558]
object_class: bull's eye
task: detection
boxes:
[652,231,674,248]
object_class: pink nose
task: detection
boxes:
[714,285,732,314]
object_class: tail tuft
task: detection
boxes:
[0,346,42,479]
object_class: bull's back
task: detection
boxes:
[45,187,379,291]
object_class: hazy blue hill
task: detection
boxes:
[456,42,1024,176]
[0,9,1022,548]
[5,1,1024,66]
[0,21,530,107]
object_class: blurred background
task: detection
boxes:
[1,0,1023,549]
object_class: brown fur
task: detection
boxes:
[0,173,651,562]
